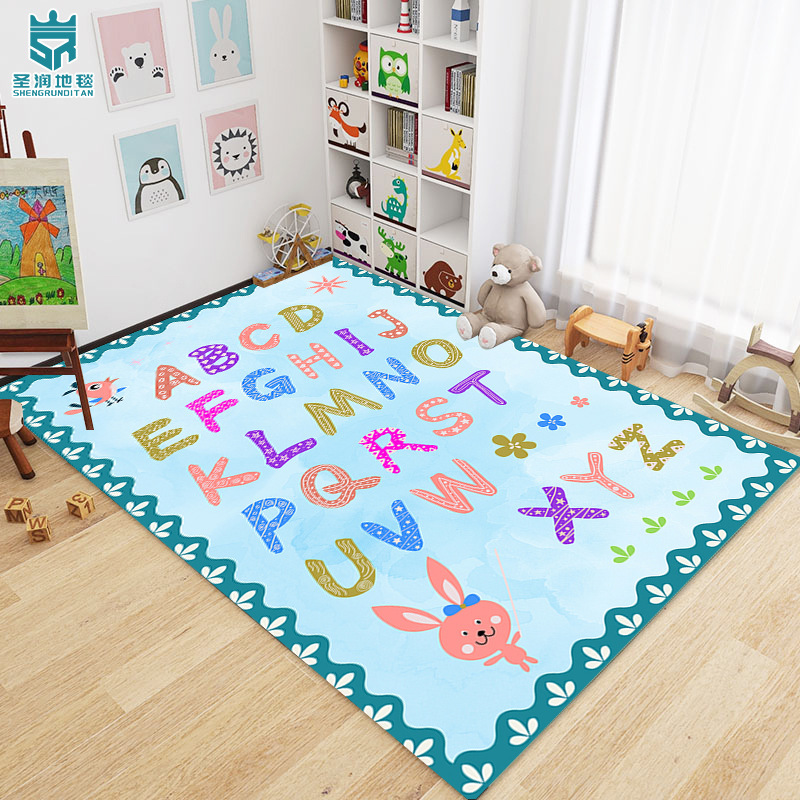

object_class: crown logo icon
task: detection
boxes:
[30,10,78,72]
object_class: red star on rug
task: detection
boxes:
[308,275,347,294]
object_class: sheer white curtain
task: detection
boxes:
[518,0,800,402]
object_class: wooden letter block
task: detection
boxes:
[26,515,52,543]
[66,491,95,520]
[4,496,32,523]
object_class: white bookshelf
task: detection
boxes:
[319,0,532,310]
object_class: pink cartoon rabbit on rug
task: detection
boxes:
[373,558,538,671]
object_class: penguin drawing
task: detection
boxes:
[134,157,184,214]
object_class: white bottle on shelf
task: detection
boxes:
[451,0,471,42]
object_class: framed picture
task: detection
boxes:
[93,3,173,111]
[201,101,263,194]
[187,0,255,90]
[0,159,88,329]
[114,121,188,220]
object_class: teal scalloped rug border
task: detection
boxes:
[2,258,796,798]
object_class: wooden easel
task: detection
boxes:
[0,100,94,429]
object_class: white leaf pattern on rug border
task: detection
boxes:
[546,680,575,706]
[702,528,727,547]
[229,589,256,610]
[326,671,354,696]
[508,717,538,746]
[676,554,701,573]
[461,762,493,794]
[148,520,173,537]
[201,565,226,584]
[291,642,319,665]
[616,613,642,635]
[646,583,672,604]
[582,645,610,669]
[174,542,198,561]
[403,737,434,765]
[125,501,149,517]
[728,504,752,521]
[363,704,393,729]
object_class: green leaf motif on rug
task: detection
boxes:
[699,465,723,480]
[610,544,636,563]
[642,516,666,533]
[672,490,696,506]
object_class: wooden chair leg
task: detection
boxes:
[4,434,35,479]
[565,306,593,358]
[18,425,36,446]
[63,340,94,431]
[621,329,638,382]
[564,321,579,358]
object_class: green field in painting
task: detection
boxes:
[0,276,78,305]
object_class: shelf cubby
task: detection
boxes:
[323,24,369,87]
[421,45,476,112]
[327,148,371,213]
[422,0,480,40]
[420,179,470,253]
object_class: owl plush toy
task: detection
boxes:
[378,48,410,98]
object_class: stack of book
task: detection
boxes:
[444,62,477,117]
[386,107,418,166]
[334,0,367,24]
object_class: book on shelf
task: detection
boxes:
[444,61,470,112]
[386,107,418,165]
[462,69,476,117]
[386,145,417,166]
[334,0,351,20]
[411,0,421,33]
[446,62,476,115]
[334,0,366,23]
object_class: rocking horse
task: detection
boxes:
[692,323,800,448]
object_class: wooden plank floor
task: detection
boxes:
[1,322,798,800]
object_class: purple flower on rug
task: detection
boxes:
[538,413,566,430]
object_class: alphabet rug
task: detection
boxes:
[4,260,796,797]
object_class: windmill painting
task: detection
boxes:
[0,159,87,328]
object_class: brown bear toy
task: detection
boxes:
[457,243,546,348]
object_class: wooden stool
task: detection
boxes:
[565,306,654,381]
[0,399,37,479]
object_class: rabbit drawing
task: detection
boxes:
[373,558,538,671]
[209,4,241,81]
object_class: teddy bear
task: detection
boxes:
[456,243,546,349]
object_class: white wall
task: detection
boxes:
[1,1,326,364]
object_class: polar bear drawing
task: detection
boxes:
[109,42,167,105]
